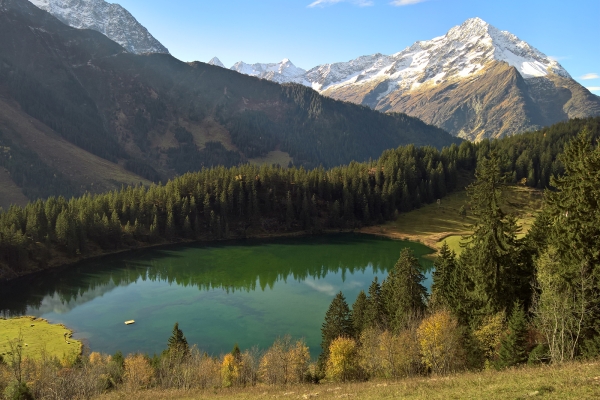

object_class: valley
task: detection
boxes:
[0,0,599,398]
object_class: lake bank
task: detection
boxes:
[0,316,82,362]
[0,234,433,359]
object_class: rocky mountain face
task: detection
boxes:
[230,18,600,140]
[28,0,169,54]
[0,0,458,207]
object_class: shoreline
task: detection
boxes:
[1,226,439,284]
[0,316,83,360]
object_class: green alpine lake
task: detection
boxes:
[0,234,433,358]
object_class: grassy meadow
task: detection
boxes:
[362,185,543,255]
[0,317,81,362]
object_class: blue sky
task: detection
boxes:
[116,0,600,92]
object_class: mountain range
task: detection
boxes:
[215,18,600,141]
[28,0,169,54]
[24,0,600,141]
[0,0,457,209]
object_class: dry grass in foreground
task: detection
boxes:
[96,360,600,400]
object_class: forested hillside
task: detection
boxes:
[1,117,598,281]
[318,126,600,381]
[0,0,457,207]
[1,122,599,399]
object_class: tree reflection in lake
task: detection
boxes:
[0,234,433,358]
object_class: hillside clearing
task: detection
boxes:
[361,185,543,255]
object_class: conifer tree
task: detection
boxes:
[460,151,524,321]
[382,248,427,332]
[497,302,529,368]
[541,130,600,356]
[351,290,368,337]
[167,322,189,359]
[320,292,353,368]
[431,242,468,320]
[365,277,385,330]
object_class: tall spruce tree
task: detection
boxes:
[167,322,190,358]
[460,151,524,321]
[365,277,386,330]
[497,302,529,368]
[543,130,600,356]
[431,242,464,316]
[382,248,427,332]
[320,292,353,368]
[351,290,368,337]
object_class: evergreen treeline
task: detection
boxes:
[319,128,600,381]
[1,127,599,396]
[0,143,460,280]
[1,117,599,278]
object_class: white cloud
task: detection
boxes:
[304,280,338,296]
[308,0,373,7]
[390,0,428,5]
[580,73,599,80]
[586,86,600,92]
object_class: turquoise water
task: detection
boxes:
[0,234,433,358]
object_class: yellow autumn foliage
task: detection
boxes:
[123,354,154,391]
[259,335,309,385]
[473,311,506,365]
[358,328,420,379]
[221,353,240,388]
[89,351,109,366]
[417,310,465,375]
[326,337,359,382]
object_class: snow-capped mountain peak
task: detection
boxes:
[208,57,225,68]
[442,17,569,79]
[28,0,169,54]
[224,17,597,142]
[301,17,570,95]
[231,17,569,94]
[230,59,306,84]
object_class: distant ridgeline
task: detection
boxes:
[0,117,598,280]
[0,0,457,204]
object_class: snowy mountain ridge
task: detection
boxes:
[220,18,569,94]
[213,17,596,142]
[28,0,168,54]
[228,59,307,84]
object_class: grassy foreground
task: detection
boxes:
[95,360,600,400]
[362,185,543,255]
[0,317,81,361]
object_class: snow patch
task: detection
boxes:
[230,17,571,100]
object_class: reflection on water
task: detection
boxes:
[0,234,433,358]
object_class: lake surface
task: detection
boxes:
[0,234,433,358]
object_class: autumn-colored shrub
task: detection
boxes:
[358,328,383,378]
[260,335,309,385]
[380,329,420,378]
[473,311,506,366]
[326,337,359,382]
[417,310,465,375]
[123,354,154,391]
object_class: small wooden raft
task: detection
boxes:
[124,320,135,325]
